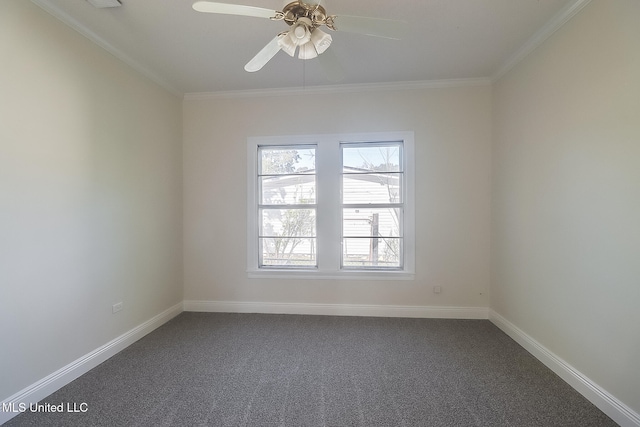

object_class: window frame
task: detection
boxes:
[247,131,415,280]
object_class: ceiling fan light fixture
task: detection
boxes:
[293,25,306,39]
[278,33,297,57]
[310,28,332,55]
[289,18,312,45]
[298,42,318,60]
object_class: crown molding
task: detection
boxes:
[491,0,593,83]
[30,0,182,97]
[31,0,590,98]
[183,78,492,100]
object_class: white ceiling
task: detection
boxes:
[32,0,588,95]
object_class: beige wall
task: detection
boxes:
[0,1,183,400]
[492,0,640,415]
[4,0,637,421]
[183,85,492,308]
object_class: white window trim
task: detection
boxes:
[247,131,415,280]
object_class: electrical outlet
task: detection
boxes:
[112,302,123,313]
[433,286,442,294]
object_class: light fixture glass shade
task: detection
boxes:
[288,23,311,46]
[278,32,297,57]
[310,29,332,55]
[298,42,318,60]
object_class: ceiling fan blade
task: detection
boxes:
[192,1,278,19]
[317,47,344,82]
[331,15,406,40]
[244,36,283,72]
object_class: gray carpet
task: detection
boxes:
[4,313,617,426]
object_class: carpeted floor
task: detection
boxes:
[4,313,617,426]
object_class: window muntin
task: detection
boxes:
[248,132,414,279]
[341,142,404,270]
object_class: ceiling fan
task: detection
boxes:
[192,1,404,73]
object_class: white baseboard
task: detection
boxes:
[183,300,489,319]
[0,302,183,425]
[12,303,633,426]
[489,310,640,427]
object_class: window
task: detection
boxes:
[342,142,403,269]
[258,145,317,267]
[248,132,414,279]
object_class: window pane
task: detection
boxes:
[260,208,316,267]
[342,173,401,204]
[260,147,315,175]
[343,238,401,268]
[342,145,401,172]
[261,175,316,204]
[261,238,316,266]
[260,209,316,237]
[343,208,401,238]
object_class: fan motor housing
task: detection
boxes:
[282,1,327,28]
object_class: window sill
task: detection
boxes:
[247,269,415,281]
